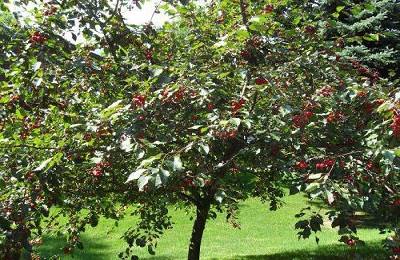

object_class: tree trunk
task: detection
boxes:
[187,201,211,260]
[3,249,22,260]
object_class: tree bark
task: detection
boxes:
[187,201,211,260]
[3,249,22,260]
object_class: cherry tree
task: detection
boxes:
[0,0,398,259]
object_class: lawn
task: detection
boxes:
[37,193,388,259]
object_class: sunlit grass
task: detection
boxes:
[36,193,388,259]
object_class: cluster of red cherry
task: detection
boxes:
[214,129,238,140]
[315,159,335,171]
[391,112,400,138]
[132,94,146,108]
[326,111,344,123]
[231,99,245,113]
[319,86,335,97]
[351,60,380,83]
[29,32,46,44]
[44,5,57,16]
[292,110,313,128]
[91,161,111,177]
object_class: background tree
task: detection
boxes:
[321,0,400,79]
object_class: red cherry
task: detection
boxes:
[324,159,335,167]
[346,239,356,247]
[304,111,313,119]
[240,50,251,59]
[227,130,237,139]
[133,94,146,107]
[207,103,214,111]
[255,77,268,85]
[292,114,308,128]
[393,199,400,207]
[136,132,145,139]
[362,102,374,113]
[374,99,385,106]
[84,132,92,141]
[91,167,103,177]
[391,114,400,138]
[304,25,316,35]
[316,163,327,170]
[162,88,169,98]
[263,4,274,13]
[174,88,185,102]
[319,86,334,97]
[357,66,369,75]
[296,160,308,170]
[145,50,152,61]
[366,161,374,171]
[231,99,245,113]
[29,31,46,44]
[137,115,145,121]
[326,112,337,123]
[392,247,400,255]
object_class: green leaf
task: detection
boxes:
[100,100,124,119]
[34,158,53,172]
[32,61,41,71]
[305,182,320,192]
[235,27,250,41]
[376,102,391,114]
[336,6,345,13]
[126,169,147,183]
[173,155,184,171]
[326,190,335,204]
[308,174,322,180]
[121,137,133,152]
[155,168,170,187]
[160,168,170,178]
[293,16,301,25]
[138,175,151,191]
[382,150,395,163]
[215,190,226,204]
[363,34,379,42]
[199,143,210,154]
[139,153,164,168]
[229,118,241,127]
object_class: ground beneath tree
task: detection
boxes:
[36,194,388,259]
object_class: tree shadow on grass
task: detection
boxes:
[141,257,175,260]
[34,234,112,260]
[35,234,178,260]
[219,241,387,260]
[303,196,390,230]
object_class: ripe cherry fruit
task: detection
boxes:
[255,77,268,85]
[296,160,308,170]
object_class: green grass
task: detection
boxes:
[36,194,389,259]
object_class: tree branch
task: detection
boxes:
[0,144,59,150]
[179,192,200,206]
[239,0,250,31]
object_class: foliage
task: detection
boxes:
[0,0,399,259]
